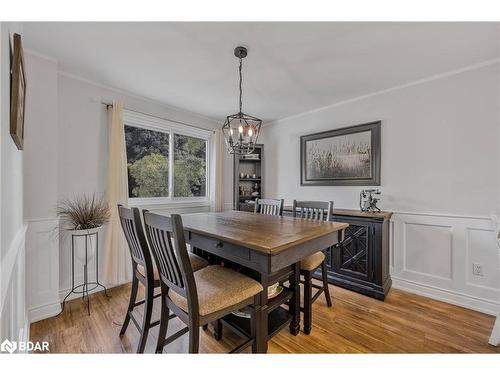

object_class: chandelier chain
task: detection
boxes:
[238,56,243,114]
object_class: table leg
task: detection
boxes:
[289,262,300,335]
[213,319,223,341]
[251,294,263,354]
[255,273,269,353]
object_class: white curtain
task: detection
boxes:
[103,102,131,286]
[211,128,224,212]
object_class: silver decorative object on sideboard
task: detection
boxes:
[359,189,381,212]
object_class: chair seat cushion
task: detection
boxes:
[137,253,209,279]
[188,253,210,272]
[169,265,263,317]
[300,251,325,271]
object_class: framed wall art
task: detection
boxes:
[10,33,26,151]
[300,121,381,186]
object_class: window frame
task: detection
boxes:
[123,110,211,208]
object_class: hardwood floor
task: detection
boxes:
[30,283,500,353]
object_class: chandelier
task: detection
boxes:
[222,46,262,155]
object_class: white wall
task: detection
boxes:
[56,73,221,299]
[22,53,226,322]
[260,62,500,314]
[23,52,60,322]
[0,25,24,263]
[0,22,28,350]
[262,63,500,216]
[56,72,219,200]
[24,54,59,221]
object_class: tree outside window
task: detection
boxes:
[124,125,207,199]
[174,134,206,197]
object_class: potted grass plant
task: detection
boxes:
[56,193,111,233]
[56,194,111,262]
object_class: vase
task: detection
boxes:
[67,226,103,263]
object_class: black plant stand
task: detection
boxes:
[59,229,110,315]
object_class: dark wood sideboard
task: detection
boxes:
[283,206,393,300]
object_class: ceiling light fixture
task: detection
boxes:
[222,46,262,155]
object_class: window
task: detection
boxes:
[125,126,170,198]
[124,111,210,204]
[174,134,207,197]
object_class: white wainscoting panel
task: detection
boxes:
[26,218,61,322]
[466,227,499,290]
[0,224,28,351]
[391,212,500,315]
[403,222,453,280]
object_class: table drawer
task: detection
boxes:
[188,232,251,262]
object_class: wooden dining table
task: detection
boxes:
[180,210,349,353]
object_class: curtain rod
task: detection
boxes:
[101,101,216,133]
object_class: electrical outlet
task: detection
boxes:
[472,263,484,277]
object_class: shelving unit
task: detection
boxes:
[221,306,292,341]
[221,286,293,341]
[233,144,263,212]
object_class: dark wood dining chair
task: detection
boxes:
[292,200,334,334]
[118,204,161,353]
[254,198,284,216]
[118,205,209,353]
[142,210,264,353]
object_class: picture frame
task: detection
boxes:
[10,33,26,151]
[300,121,381,186]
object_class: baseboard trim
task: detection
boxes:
[392,276,500,316]
[28,301,62,323]
[18,315,30,353]
[29,280,131,324]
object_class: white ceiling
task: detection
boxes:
[23,22,500,122]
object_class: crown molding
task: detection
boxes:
[24,48,58,63]
[24,49,219,126]
[266,57,500,126]
[24,49,500,128]
[57,70,220,125]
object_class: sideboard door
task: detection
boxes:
[331,219,373,282]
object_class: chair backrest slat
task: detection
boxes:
[292,200,333,222]
[118,205,154,274]
[142,211,197,306]
[254,198,284,216]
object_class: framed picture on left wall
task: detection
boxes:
[10,33,26,150]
